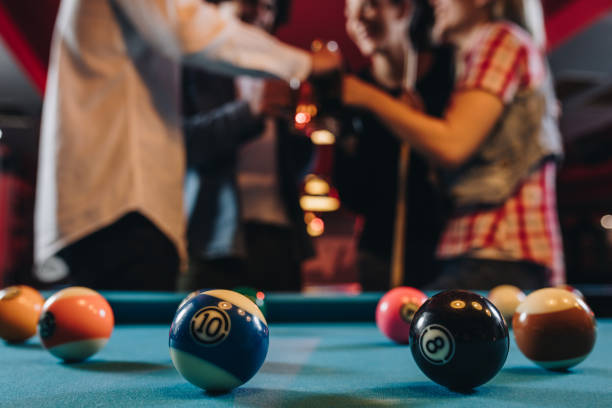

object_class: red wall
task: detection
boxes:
[1,0,611,93]
[275,0,367,72]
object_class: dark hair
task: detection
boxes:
[409,0,436,51]
[206,0,292,30]
[273,0,291,28]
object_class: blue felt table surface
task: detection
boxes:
[2,320,612,407]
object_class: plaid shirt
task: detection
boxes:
[436,23,565,284]
[455,22,544,102]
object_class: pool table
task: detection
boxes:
[2,290,612,407]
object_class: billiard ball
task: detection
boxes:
[169,289,269,392]
[487,285,526,325]
[513,288,596,370]
[232,286,268,320]
[409,290,509,390]
[555,284,585,300]
[38,287,114,362]
[176,289,205,314]
[0,285,45,343]
[376,287,428,344]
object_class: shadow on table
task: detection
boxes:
[4,341,44,350]
[367,382,612,407]
[371,382,477,398]
[498,365,612,383]
[260,361,351,376]
[231,387,428,408]
[315,342,401,352]
[495,366,572,384]
[16,382,611,407]
[481,384,612,407]
[63,360,173,373]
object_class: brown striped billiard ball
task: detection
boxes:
[513,288,596,370]
[555,284,585,300]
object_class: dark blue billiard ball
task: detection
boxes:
[169,289,269,392]
[409,290,509,390]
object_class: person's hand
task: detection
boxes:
[343,75,424,112]
[310,44,342,76]
[236,77,292,117]
[235,76,265,116]
[260,79,293,117]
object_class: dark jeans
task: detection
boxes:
[178,222,302,292]
[58,212,179,291]
[424,257,549,290]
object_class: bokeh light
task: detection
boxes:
[304,175,330,195]
[300,195,340,212]
[307,217,325,237]
[601,214,612,229]
[304,211,316,225]
[310,129,335,145]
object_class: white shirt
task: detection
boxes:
[35,0,310,267]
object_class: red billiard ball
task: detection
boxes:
[376,287,428,344]
[38,287,114,362]
[513,288,596,370]
[409,290,509,390]
[0,285,45,343]
[487,285,526,325]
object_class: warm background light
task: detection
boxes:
[307,217,325,237]
[601,214,612,229]
[304,175,330,195]
[300,195,340,212]
[310,129,335,145]
[303,211,316,225]
[294,112,310,125]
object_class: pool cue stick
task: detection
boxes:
[390,141,411,288]
[389,44,419,288]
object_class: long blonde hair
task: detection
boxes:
[491,0,547,49]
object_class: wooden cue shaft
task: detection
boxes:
[390,141,410,288]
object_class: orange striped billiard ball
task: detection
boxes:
[38,287,114,362]
[513,288,596,370]
[0,285,45,343]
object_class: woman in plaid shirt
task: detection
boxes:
[342,0,564,289]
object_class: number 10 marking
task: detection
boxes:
[190,306,231,346]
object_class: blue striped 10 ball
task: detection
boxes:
[169,289,269,392]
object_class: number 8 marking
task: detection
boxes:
[419,324,455,365]
[426,336,445,353]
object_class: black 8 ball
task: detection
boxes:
[409,290,509,390]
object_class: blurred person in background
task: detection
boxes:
[35,0,339,291]
[334,0,454,290]
[342,0,564,289]
[180,0,314,292]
